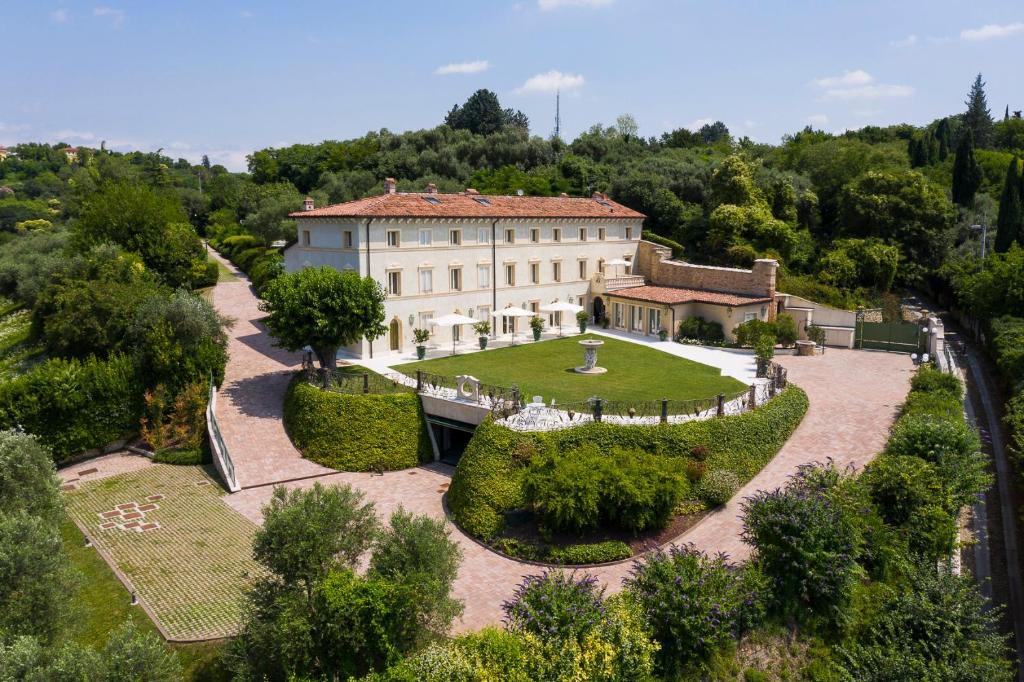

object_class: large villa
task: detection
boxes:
[285,179,791,357]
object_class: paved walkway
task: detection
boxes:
[210,252,332,488]
[210,259,913,632]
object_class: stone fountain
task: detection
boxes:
[574,339,607,375]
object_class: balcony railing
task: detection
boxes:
[603,274,646,291]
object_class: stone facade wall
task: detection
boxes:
[635,241,778,304]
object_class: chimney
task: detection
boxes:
[303,196,314,211]
[384,177,397,194]
[465,188,479,195]
[591,191,604,200]
[425,182,438,194]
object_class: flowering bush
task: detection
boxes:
[624,544,749,672]
[741,464,860,625]
[503,570,605,642]
[696,469,740,506]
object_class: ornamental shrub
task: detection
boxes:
[219,234,261,256]
[734,319,776,347]
[522,445,683,533]
[449,385,808,540]
[864,455,950,526]
[677,316,725,344]
[624,543,747,672]
[910,363,963,396]
[284,375,431,471]
[837,562,1013,681]
[503,570,606,642]
[741,464,861,625]
[773,313,799,347]
[886,414,988,508]
[696,469,740,506]
[0,353,143,461]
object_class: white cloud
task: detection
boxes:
[812,70,912,100]
[538,0,613,9]
[805,114,829,126]
[50,9,69,23]
[93,6,125,27]
[686,117,715,131]
[515,70,585,93]
[889,34,918,47]
[434,60,489,76]
[960,21,1024,41]
[812,69,873,88]
[240,10,252,18]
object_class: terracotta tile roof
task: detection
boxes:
[290,192,645,220]
[608,285,772,307]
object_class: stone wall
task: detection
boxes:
[635,240,778,302]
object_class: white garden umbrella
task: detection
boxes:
[539,301,584,336]
[432,313,479,355]
[492,306,534,345]
[606,258,632,276]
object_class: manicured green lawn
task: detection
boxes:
[394,333,745,404]
[59,517,230,681]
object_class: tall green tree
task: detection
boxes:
[964,73,994,148]
[936,117,952,161]
[444,89,529,136]
[952,129,983,207]
[259,267,387,369]
[995,157,1022,253]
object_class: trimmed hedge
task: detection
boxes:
[284,375,431,471]
[0,353,143,462]
[547,541,632,565]
[642,230,684,259]
[449,385,809,539]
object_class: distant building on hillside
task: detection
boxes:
[285,179,780,359]
[0,147,9,161]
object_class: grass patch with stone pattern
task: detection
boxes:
[63,464,263,641]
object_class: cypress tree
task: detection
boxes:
[952,129,983,207]
[936,118,951,161]
[995,157,1022,253]
[964,73,994,148]
[908,136,922,167]
[926,133,940,165]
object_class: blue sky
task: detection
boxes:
[1,0,1021,170]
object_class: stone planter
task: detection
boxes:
[479,336,488,350]
[416,345,426,360]
[578,321,587,333]
[532,329,542,342]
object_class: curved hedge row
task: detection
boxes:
[448,385,809,540]
[284,375,432,471]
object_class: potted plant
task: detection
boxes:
[576,310,589,333]
[412,328,430,359]
[473,320,491,349]
[658,327,669,342]
[529,315,545,341]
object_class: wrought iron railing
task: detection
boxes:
[307,367,416,395]
[206,375,239,492]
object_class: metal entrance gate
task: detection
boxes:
[855,320,925,353]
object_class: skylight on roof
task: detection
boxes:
[422,196,441,205]
[472,197,492,206]
[595,198,613,207]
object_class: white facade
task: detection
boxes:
[285,215,644,358]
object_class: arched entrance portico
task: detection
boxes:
[593,296,605,324]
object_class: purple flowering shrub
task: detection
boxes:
[741,462,860,625]
[623,543,750,672]
[502,570,606,642]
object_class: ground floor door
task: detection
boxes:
[428,419,476,465]
[389,318,401,351]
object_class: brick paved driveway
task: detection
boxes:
[211,252,913,632]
